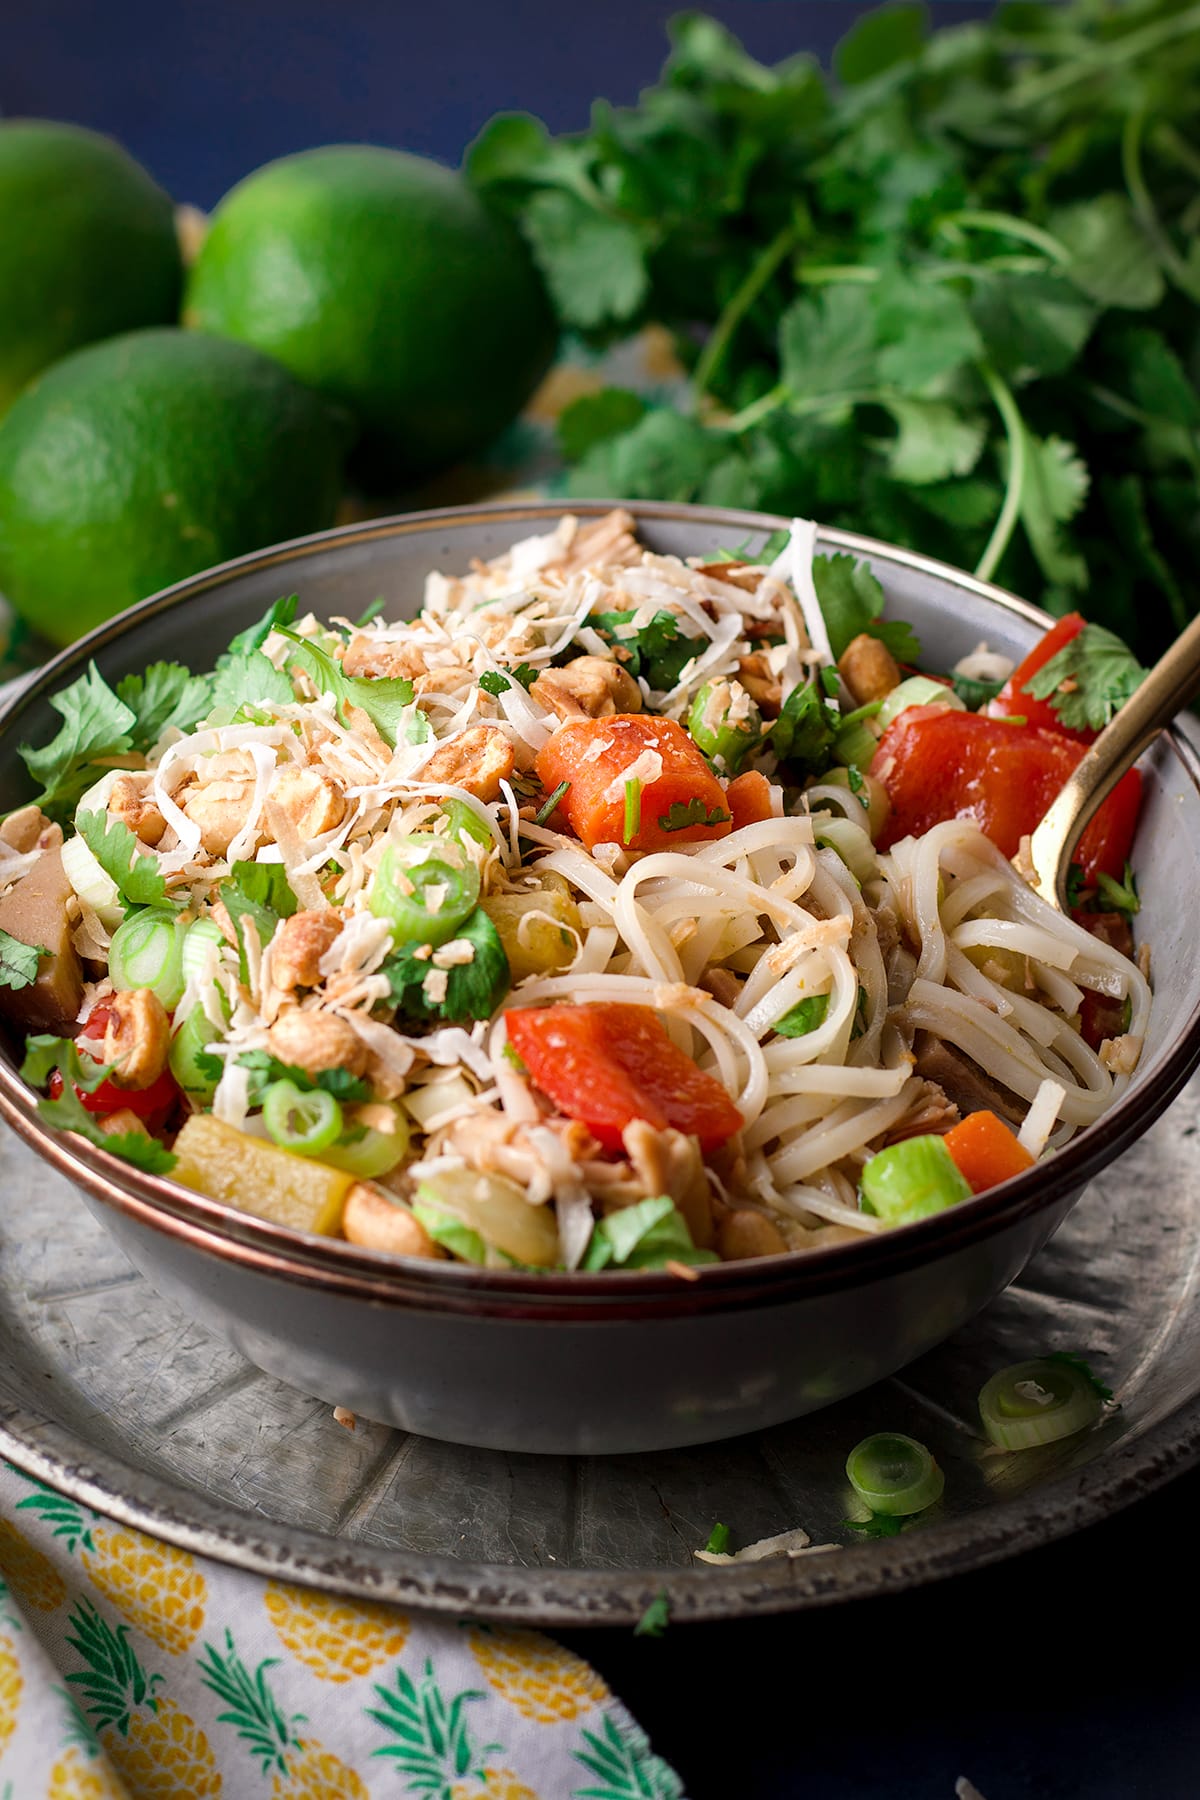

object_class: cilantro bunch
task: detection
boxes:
[468,0,1200,659]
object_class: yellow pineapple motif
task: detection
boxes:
[264,1579,409,1682]
[451,1767,540,1800]
[465,1624,608,1724]
[271,1736,371,1800]
[0,1516,67,1611]
[101,1696,221,1797]
[83,1524,207,1656]
[0,1634,21,1758]
[46,1746,126,1800]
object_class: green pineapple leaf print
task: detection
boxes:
[197,1625,305,1775]
[64,1595,163,1735]
[56,1682,105,1755]
[369,1655,502,1795]
[573,1710,684,1800]
[13,1473,95,1553]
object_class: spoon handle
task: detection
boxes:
[1029,609,1200,911]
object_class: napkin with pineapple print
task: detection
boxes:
[0,1462,684,1800]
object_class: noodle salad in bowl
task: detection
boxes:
[0,510,1151,1276]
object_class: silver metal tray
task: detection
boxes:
[2,1072,1198,1628]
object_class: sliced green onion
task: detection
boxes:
[834,718,879,770]
[108,909,187,1008]
[534,779,570,828]
[180,917,227,984]
[322,1104,411,1178]
[978,1358,1104,1451]
[169,1006,223,1101]
[875,675,966,733]
[687,679,762,775]
[846,1433,944,1516]
[623,778,642,845]
[814,817,878,885]
[262,1079,343,1156]
[441,799,494,849]
[860,1134,972,1226]
[369,837,480,947]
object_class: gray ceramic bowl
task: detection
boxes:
[2,501,1199,1456]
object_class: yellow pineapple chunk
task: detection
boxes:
[482,877,580,981]
[172,1114,353,1235]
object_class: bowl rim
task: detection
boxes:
[3,495,1199,1319]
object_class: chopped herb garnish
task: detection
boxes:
[846,764,870,810]
[623,777,642,844]
[354,597,386,627]
[276,628,430,748]
[234,1051,371,1107]
[1045,1350,1114,1402]
[1066,863,1087,909]
[0,930,46,992]
[479,670,511,696]
[588,608,703,692]
[220,861,298,983]
[772,674,841,774]
[18,664,137,822]
[951,672,1005,710]
[702,1522,732,1556]
[1024,623,1146,732]
[382,906,510,1025]
[657,797,731,833]
[1095,864,1140,919]
[633,1590,671,1638]
[534,779,571,827]
[813,554,921,665]
[510,662,539,690]
[35,1042,177,1174]
[845,1513,905,1539]
[775,994,829,1038]
[76,810,173,912]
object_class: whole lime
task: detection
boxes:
[0,120,182,418]
[183,146,556,487]
[0,328,351,646]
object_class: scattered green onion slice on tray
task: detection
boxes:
[262,1079,343,1157]
[845,1432,945,1516]
[978,1358,1104,1451]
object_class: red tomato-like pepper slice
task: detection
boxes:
[989,612,1094,742]
[872,707,1140,886]
[505,1002,743,1153]
[48,1007,180,1125]
[725,769,775,831]
[535,716,733,852]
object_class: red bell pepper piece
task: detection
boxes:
[535,716,732,852]
[505,1002,743,1152]
[873,707,1140,885]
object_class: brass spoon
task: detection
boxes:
[1029,610,1200,911]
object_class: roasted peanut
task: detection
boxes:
[108,774,167,846]
[416,725,515,801]
[178,750,259,856]
[531,656,643,721]
[99,988,171,1089]
[716,1208,789,1261]
[342,1184,442,1258]
[737,651,782,716]
[837,632,901,706]
[270,909,342,990]
[267,1006,368,1077]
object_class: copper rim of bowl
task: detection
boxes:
[3,498,1200,1321]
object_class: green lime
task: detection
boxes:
[0,120,182,418]
[0,327,351,646]
[183,145,556,487]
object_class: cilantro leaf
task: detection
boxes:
[1052,194,1164,312]
[586,609,704,692]
[0,929,45,991]
[276,629,430,748]
[19,664,136,822]
[779,286,877,406]
[20,1033,69,1087]
[657,798,731,833]
[220,861,298,983]
[224,594,299,659]
[76,811,172,911]
[557,387,648,461]
[355,598,386,628]
[209,649,295,717]
[234,1050,370,1107]
[633,1590,671,1638]
[36,1043,176,1174]
[771,674,840,774]
[478,671,510,697]
[775,994,828,1038]
[382,907,510,1026]
[521,189,649,330]
[116,662,213,748]
[951,672,1005,710]
[811,553,921,665]
[1016,433,1091,592]
[880,399,986,488]
[510,663,539,691]
[1024,622,1145,731]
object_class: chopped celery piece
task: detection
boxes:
[860,1134,972,1225]
[168,1006,222,1101]
[687,679,762,775]
[108,909,187,1008]
[875,675,966,732]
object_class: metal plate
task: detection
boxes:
[2,1072,1199,1627]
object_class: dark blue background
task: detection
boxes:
[7,3,1199,1795]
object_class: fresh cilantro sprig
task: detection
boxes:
[468,2,1200,660]
[771,672,841,773]
[0,929,46,991]
[76,811,173,912]
[234,1050,371,1107]
[657,797,730,833]
[275,628,431,748]
[220,861,298,983]
[1023,622,1147,732]
[587,608,703,692]
[381,906,510,1026]
[33,1042,176,1175]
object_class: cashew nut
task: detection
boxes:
[270,909,342,991]
[109,774,167,847]
[416,725,515,802]
[98,989,171,1090]
[342,1183,442,1259]
[267,1006,368,1077]
[342,634,427,680]
[178,749,259,856]
[269,765,345,839]
[716,1208,789,1261]
[531,656,643,721]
